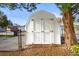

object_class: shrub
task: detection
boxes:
[70,44,79,55]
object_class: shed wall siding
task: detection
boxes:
[26,10,61,45]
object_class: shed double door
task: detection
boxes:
[33,19,54,44]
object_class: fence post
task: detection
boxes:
[18,29,22,51]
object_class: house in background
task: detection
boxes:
[6,26,12,32]
[0,24,19,36]
[26,10,61,45]
[17,25,25,32]
[0,26,5,32]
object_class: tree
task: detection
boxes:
[56,4,79,47]
[0,11,8,28]
[7,20,13,26]
[0,3,38,12]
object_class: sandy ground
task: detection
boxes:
[0,44,74,56]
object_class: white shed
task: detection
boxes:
[26,10,61,45]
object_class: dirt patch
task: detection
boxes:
[0,44,74,56]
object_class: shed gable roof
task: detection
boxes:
[29,10,56,19]
[26,10,57,29]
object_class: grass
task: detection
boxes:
[0,35,16,38]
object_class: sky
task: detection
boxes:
[0,3,61,26]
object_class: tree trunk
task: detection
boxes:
[63,10,77,47]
